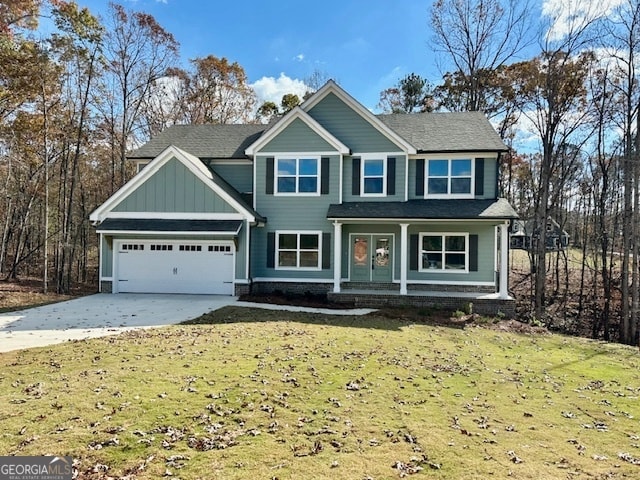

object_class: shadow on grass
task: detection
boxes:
[180,305,471,332]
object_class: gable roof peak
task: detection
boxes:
[301,80,416,154]
[244,103,349,155]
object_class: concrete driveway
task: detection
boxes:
[0,294,237,353]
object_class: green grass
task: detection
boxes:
[1,307,639,479]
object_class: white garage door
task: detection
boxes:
[115,240,235,295]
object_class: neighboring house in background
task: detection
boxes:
[89,81,518,315]
[510,218,569,251]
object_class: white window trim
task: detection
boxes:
[425,157,474,199]
[274,155,321,196]
[275,230,322,271]
[418,232,469,274]
[360,154,387,197]
[135,161,150,174]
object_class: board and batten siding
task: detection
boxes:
[307,93,402,152]
[260,118,336,153]
[113,158,236,214]
[407,157,498,200]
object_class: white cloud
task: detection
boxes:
[543,0,624,41]
[250,73,309,105]
[294,54,305,62]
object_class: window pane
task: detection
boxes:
[279,234,297,249]
[428,178,448,194]
[445,253,465,269]
[429,160,448,176]
[364,159,384,176]
[364,177,383,194]
[300,251,318,267]
[278,159,296,175]
[300,234,318,249]
[278,251,297,267]
[298,177,318,192]
[353,237,368,266]
[451,159,471,176]
[422,236,442,251]
[278,177,296,192]
[451,178,471,194]
[446,236,466,251]
[423,253,442,269]
[299,158,317,175]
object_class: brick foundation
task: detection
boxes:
[249,281,514,318]
[327,292,515,318]
[250,281,333,296]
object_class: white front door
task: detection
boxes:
[115,240,235,295]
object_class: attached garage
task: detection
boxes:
[96,218,245,295]
[114,240,235,295]
[90,146,265,296]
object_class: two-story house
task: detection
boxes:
[89,81,518,315]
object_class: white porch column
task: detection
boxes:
[400,223,409,295]
[333,221,342,293]
[499,221,509,299]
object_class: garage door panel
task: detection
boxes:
[116,241,234,295]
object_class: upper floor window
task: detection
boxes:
[362,157,386,196]
[276,157,319,195]
[426,158,473,197]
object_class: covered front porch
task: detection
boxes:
[326,199,518,313]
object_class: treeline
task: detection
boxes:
[377,0,640,345]
[1,0,640,344]
[0,1,263,295]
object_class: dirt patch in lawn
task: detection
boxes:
[0,278,94,312]
[238,291,546,334]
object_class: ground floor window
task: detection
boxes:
[419,233,468,272]
[276,231,321,269]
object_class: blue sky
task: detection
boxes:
[74,0,452,111]
[73,0,622,114]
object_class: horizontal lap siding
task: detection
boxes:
[407,223,497,283]
[102,236,113,277]
[343,155,406,202]
[261,118,335,152]
[483,158,497,199]
[253,152,340,279]
[208,163,253,194]
[407,157,498,200]
[307,93,401,152]
[113,158,236,213]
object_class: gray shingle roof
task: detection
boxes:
[128,124,267,159]
[327,198,518,220]
[128,112,506,161]
[96,218,243,233]
[377,111,508,153]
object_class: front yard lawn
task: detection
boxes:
[0,306,638,479]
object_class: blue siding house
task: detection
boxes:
[90,81,518,314]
